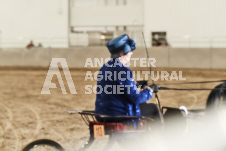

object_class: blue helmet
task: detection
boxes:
[106,34,136,55]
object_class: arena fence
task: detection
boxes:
[0,47,225,69]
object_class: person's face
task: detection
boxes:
[122,51,133,64]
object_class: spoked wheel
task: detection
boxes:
[22,139,64,151]
[206,82,226,112]
[206,83,226,131]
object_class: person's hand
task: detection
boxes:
[149,84,159,93]
[136,80,148,89]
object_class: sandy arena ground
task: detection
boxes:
[0,67,226,151]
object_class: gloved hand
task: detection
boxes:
[150,84,159,93]
[136,80,148,89]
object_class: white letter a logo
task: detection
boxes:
[41,58,77,94]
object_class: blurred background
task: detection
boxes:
[1,1,226,151]
[1,0,226,48]
[0,0,226,68]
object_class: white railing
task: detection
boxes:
[1,36,226,48]
[167,36,226,48]
[72,0,143,7]
[0,37,69,48]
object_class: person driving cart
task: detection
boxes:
[95,34,160,123]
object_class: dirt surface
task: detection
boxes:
[0,67,226,151]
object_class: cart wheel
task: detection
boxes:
[206,82,226,111]
[22,139,64,151]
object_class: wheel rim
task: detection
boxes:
[27,144,62,151]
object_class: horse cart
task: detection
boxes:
[22,80,226,151]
